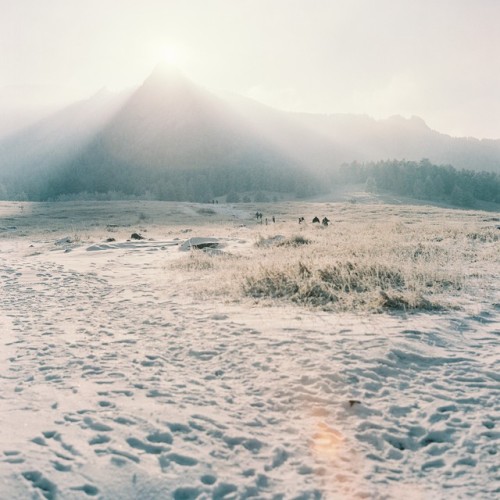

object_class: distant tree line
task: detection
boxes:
[0,155,324,202]
[2,155,497,206]
[335,159,500,207]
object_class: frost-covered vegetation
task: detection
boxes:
[172,204,498,312]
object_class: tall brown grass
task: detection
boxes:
[168,204,498,312]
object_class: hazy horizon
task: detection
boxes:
[1,0,499,139]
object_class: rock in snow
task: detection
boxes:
[179,237,220,251]
[130,232,145,240]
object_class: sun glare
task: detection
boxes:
[162,46,182,66]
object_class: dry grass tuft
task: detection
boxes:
[255,235,285,247]
[317,261,405,292]
[197,208,216,216]
[277,235,312,247]
[465,229,499,243]
[243,266,337,307]
[375,291,442,311]
[242,259,455,310]
[170,249,242,272]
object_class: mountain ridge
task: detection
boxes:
[0,67,499,201]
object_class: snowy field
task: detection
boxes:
[1,200,499,499]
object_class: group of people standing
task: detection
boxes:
[301,216,330,226]
[255,212,276,225]
[255,212,330,226]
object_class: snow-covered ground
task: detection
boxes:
[1,201,499,499]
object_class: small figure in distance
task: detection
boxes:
[312,216,320,223]
[298,217,305,224]
[322,217,330,226]
[272,216,276,223]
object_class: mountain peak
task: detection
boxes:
[385,114,431,132]
[144,62,187,87]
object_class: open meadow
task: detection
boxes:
[1,199,499,499]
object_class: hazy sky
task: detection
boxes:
[1,0,499,138]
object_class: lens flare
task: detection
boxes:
[311,421,344,460]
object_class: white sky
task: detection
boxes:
[1,0,499,138]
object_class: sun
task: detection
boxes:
[161,45,182,66]
[154,43,194,75]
